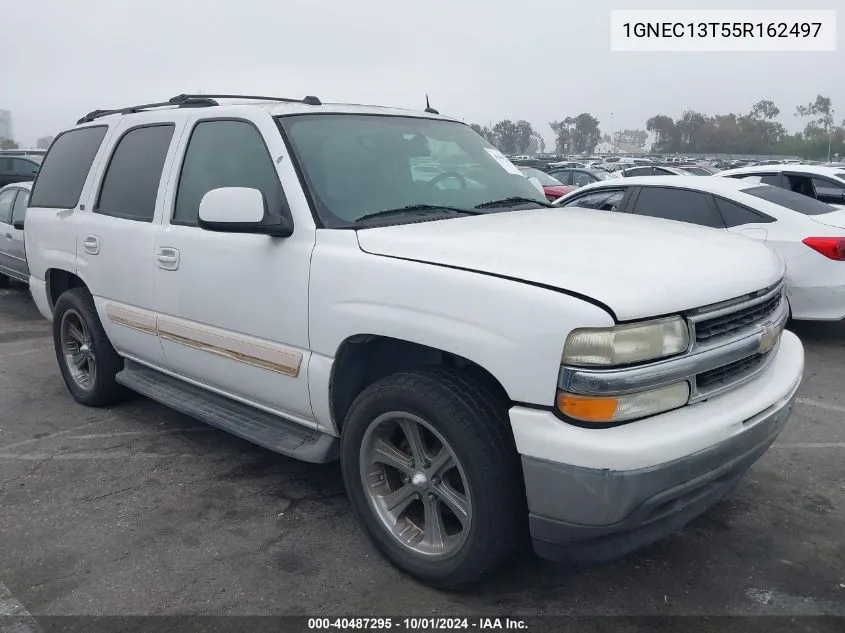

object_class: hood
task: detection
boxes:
[355,208,785,321]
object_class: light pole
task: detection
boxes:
[610,112,615,154]
[828,109,835,163]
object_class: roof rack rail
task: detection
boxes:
[77,96,219,124]
[168,93,323,106]
[76,93,323,125]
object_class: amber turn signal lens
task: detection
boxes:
[557,393,619,422]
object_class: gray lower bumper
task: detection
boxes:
[525,394,796,563]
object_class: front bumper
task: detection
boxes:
[511,330,804,563]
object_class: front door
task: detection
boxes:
[152,115,315,424]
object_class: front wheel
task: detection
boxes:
[52,287,127,407]
[340,368,525,589]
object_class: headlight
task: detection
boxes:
[557,381,690,423]
[562,316,690,366]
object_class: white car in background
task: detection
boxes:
[554,176,845,321]
[716,164,845,209]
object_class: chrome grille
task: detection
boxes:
[692,282,784,347]
[696,352,768,392]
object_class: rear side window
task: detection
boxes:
[623,167,652,177]
[0,189,15,223]
[95,124,175,222]
[742,185,836,216]
[562,189,625,211]
[173,120,283,226]
[632,187,724,228]
[714,197,774,227]
[11,190,29,226]
[29,126,107,208]
[12,159,37,175]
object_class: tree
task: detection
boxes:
[646,115,676,152]
[750,99,780,121]
[0,138,19,150]
[469,123,496,146]
[796,95,834,140]
[514,120,536,154]
[572,113,601,154]
[613,129,648,149]
[549,118,575,154]
[491,119,520,154]
[675,110,708,150]
[528,132,545,154]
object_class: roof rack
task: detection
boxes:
[76,93,323,125]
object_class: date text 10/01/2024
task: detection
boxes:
[307,618,528,630]
[622,22,822,38]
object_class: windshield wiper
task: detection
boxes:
[474,196,554,209]
[355,204,483,223]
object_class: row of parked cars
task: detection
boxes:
[0,97,812,589]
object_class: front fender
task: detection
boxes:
[308,231,615,408]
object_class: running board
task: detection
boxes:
[115,361,338,463]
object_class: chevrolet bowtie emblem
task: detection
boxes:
[759,324,779,354]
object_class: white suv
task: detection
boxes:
[24,93,804,588]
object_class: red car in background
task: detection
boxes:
[518,166,577,201]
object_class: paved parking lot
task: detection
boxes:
[0,282,843,617]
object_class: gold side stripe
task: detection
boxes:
[106,305,158,336]
[105,303,303,378]
[158,330,301,377]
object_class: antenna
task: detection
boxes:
[424,94,439,115]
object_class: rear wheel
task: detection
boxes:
[340,368,525,589]
[52,287,127,406]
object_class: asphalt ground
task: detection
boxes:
[0,281,843,620]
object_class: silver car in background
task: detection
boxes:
[0,181,31,287]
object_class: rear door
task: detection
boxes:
[629,186,726,229]
[76,120,185,368]
[712,195,775,241]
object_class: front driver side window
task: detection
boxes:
[173,120,285,226]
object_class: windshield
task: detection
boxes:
[518,167,562,186]
[278,114,547,227]
[742,185,837,215]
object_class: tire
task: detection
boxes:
[0,274,9,288]
[340,368,525,589]
[52,287,127,407]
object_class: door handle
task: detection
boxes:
[83,235,100,255]
[155,247,180,271]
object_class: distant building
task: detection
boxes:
[0,110,12,142]
[36,136,54,149]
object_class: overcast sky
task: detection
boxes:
[3,0,843,146]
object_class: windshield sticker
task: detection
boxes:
[485,148,523,176]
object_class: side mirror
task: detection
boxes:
[198,187,293,237]
[13,219,24,230]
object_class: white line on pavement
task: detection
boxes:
[796,397,845,414]
[0,582,40,632]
